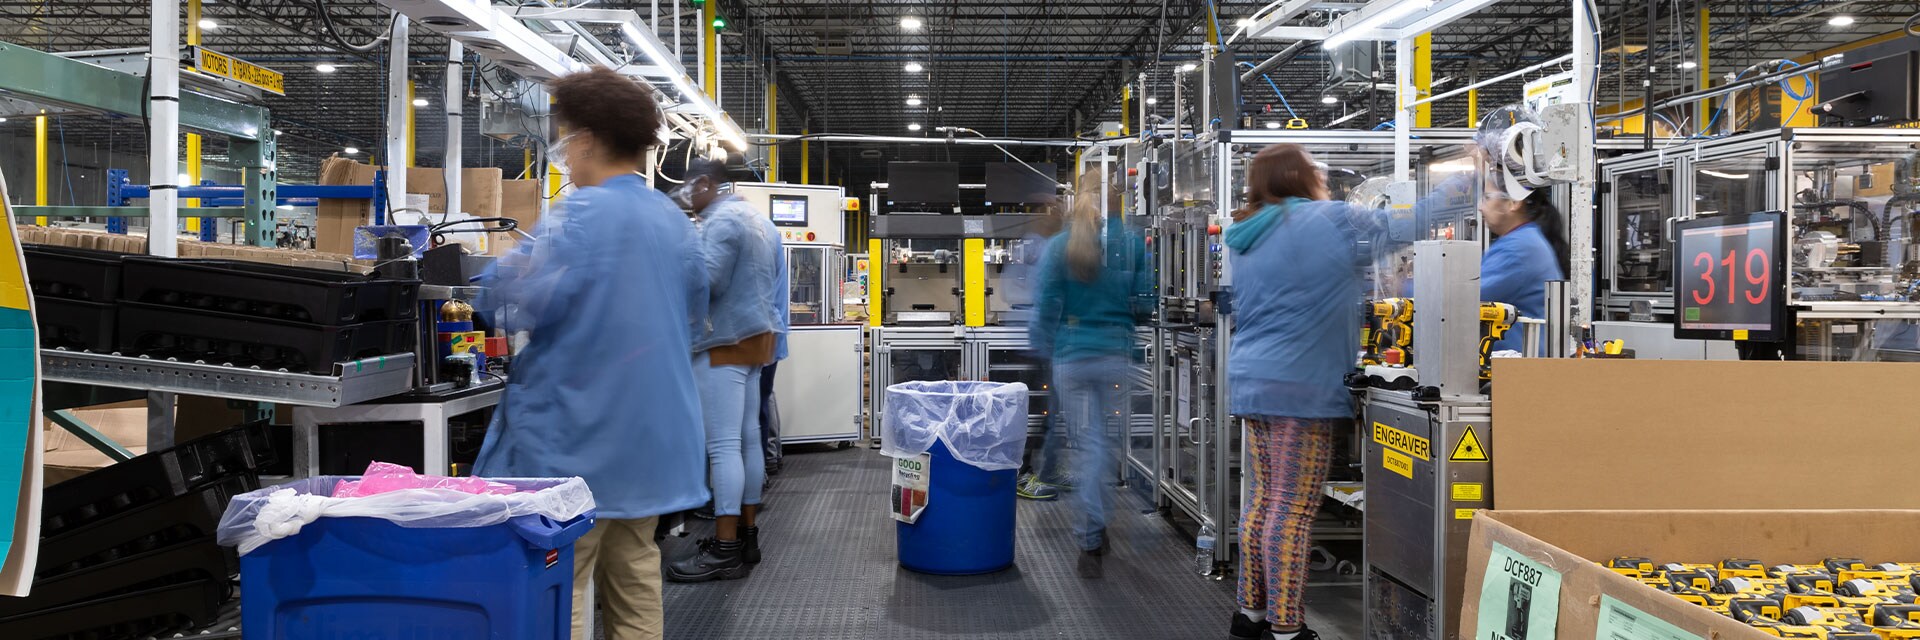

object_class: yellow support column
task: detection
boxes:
[867,238,884,327]
[1121,84,1132,136]
[801,129,811,184]
[1414,33,1433,128]
[963,238,986,327]
[767,81,778,181]
[34,115,47,225]
[1467,89,1479,126]
[1697,8,1712,132]
[702,2,718,100]
[523,148,533,179]
[186,0,202,233]
[406,81,417,167]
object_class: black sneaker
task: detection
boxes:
[743,526,761,565]
[1268,627,1321,640]
[664,538,750,583]
[1077,544,1106,579]
[1229,612,1270,640]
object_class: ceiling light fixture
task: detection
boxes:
[1828,15,1854,26]
[901,16,922,30]
[904,62,924,72]
[413,98,429,107]
[273,129,283,135]
[1322,0,1435,49]
[1145,97,1157,105]
[1679,60,1698,70]
[344,147,360,155]
[1265,121,1282,129]
[1236,18,1256,28]
[197,18,218,30]
[315,63,337,73]
[1321,94,1339,104]
[906,95,922,106]
[0,118,8,123]
[1179,62,1197,72]
[907,123,922,131]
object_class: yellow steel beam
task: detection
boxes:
[1697,8,1711,132]
[767,81,778,181]
[406,81,417,167]
[702,2,718,100]
[867,238,884,327]
[186,0,203,231]
[1122,84,1132,135]
[963,238,986,327]
[1414,33,1433,127]
[1467,89,1479,126]
[34,114,47,225]
[801,128,810,184]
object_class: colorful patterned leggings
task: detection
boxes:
[1237,416,1342,627]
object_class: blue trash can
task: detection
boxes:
[883,380,1028,576]
[897,439,1018,575]
[223,477,594,639]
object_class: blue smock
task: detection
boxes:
[1479,222,1565,352]
[1029,219,1153,362]
[696,195,782,353]
[473,174,712,519]
[1227,200,1386,419]
[772,235,790,361]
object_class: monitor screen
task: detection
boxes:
[984,162,1059,205]
[770,195,808,227]
[887,162,960,204]
[1673,211,1786,341]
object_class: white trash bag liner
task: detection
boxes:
[882,380,1030,472]
[216,476,595,556]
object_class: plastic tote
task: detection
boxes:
[216,476,595,639]
[882,380,1029,575]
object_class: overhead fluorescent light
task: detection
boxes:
[907,123,922,131]
[1265,121,1282,129]
[315,63,338,73]
[1145,97,1157,105]
[906,95,922,106]
[1321,94,1339,104]
[197,18,218,30]
[1179,62,1197,72]
[613,21,747,150]
[901,16,922,30]
[1236,18,1257,28]
[1323,0,1435,49]
[344,147,360,155]
[1828,15,1854,26]
[412,98,429,107]
[904,61,924,72]
[1678,60,1698,70]
[1700,170,1749,180]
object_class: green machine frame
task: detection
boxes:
[0,40,278,246]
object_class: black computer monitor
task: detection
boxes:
[887,162,960,204]
[984,162,1059,205]
[1672,211,1788,341]
[769,194,808,227]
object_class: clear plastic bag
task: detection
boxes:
[216,475,595,556]
[881,380,1030,471]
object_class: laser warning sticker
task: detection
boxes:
[1595,594,1702,640]
[1451,425,1489,462]
[1478,542,1561,640]
[891,453,931,524]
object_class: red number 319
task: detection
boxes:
[1691,249,1771,305]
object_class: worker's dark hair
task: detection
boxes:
[1517,188,1572,277]
[685,157,732,185]
[1236,143,1328,221]
[548,67,661,161]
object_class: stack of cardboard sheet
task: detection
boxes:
[316,157,539,256]
[15,225,372,273]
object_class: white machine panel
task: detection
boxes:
[775,325,862,443]
[733,182,847,246]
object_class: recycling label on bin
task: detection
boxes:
[891,453,932,524]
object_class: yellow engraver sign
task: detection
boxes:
[194,47,285,95]
[1372,422,1430,460]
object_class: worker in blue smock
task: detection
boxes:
[1029,172,1153,579]
[472,67,709,640]
[1224,144,1466,640]
[759,230,789,476]
[667,158,783,583]
[1477,187,1571,352]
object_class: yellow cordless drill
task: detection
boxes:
[1478,302,1515,380]
[1369,298,1415,367]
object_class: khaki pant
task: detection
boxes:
[570,517,663,640]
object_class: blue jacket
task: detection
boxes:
[695,195,782,353]
[1227,199,1383,419]
[473,174,711,519]
[1030,219,1153,363]
[1480,222,1564,352]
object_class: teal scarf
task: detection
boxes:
[1225,198,1302,254]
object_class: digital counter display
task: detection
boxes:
[1673,211,1786,341]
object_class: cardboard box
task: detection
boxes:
[42,403,148,486]
[315,157,505,254]
[493,179,544,254]
[1460,509,1920,640]
[1492,359,1920,510]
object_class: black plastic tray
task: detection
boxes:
[42,422,273,539]
[0,540,233,617]
[35,298,116,352]
[0,578,225,640]
[23,245,123,303]
[120,256,419,324]
[117,302,415,375]
[38,475,252,578]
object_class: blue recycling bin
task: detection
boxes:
[226,477,594,639]
[885,380,1028,576]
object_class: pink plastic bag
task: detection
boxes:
[331,461,520,497]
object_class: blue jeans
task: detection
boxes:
[1055,355,1131,551]
[697,356,764,517]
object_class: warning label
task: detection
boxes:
[1383,449,1415,479]
[1452,482,1484,502]
[1450,425,1489,462]
[1373,422,1431,460]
